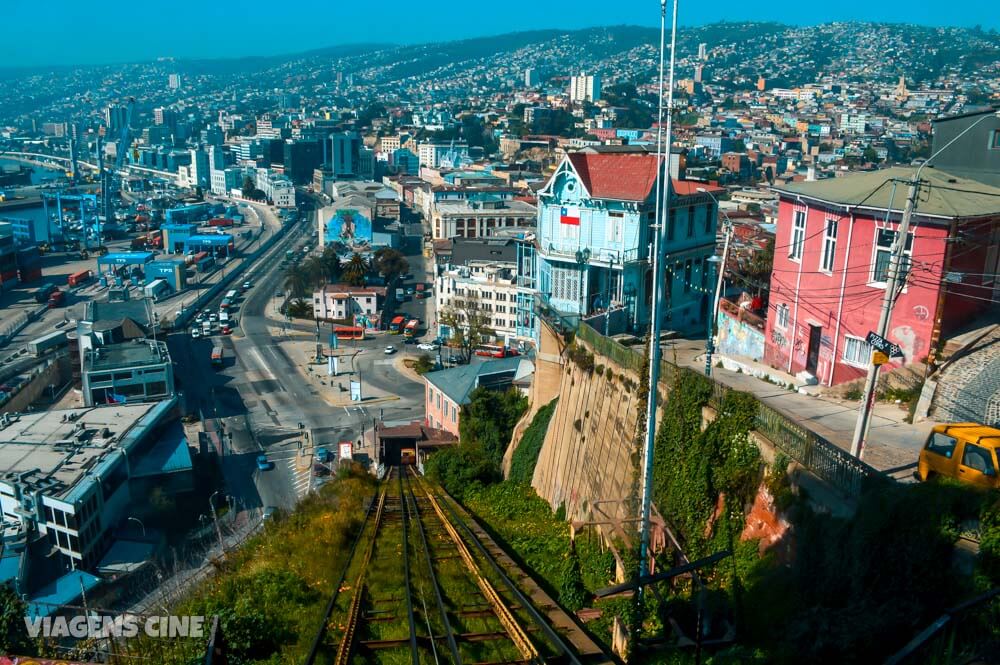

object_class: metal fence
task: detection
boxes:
[572,322,883,499]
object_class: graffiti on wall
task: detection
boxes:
[717,310,765,361]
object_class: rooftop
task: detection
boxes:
[0,403,160,497]
[434,198,536,215]
[450,237,518,266]
[85,339,169,372]
[773,166,1000,219]
[564,152,724,201]
[423,357,533,406]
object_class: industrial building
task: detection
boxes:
[0,398,187,572]
[82,339,174,407]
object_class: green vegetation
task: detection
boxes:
[426,386,527,498]
[412,353,434,375]
[134,464,376,664]
[636,370,1000,664]
[508,399,558,484]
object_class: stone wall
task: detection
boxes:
[530,330,645,524]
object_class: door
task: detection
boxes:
[806,325,822,375]
[957,442,1000,488]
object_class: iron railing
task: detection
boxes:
[570,321,884,499]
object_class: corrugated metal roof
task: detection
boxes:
[774,167,1000,219]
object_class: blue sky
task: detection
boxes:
[2,0,997,68]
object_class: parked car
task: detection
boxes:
[384,345,396,355]
[918,423,1000,489]
[417,343,439,351]
[256,454,274,471]
[191,328,201,339]
[242,280,251,290]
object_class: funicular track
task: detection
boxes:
[305,466,585,665]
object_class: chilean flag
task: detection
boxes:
[559,206,580,226]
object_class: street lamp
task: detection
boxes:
[697,187,734,377]
[127,516,146,538]
[575,247,591,318]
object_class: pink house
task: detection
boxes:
[423,357,533,436]
[765,167,1000,386]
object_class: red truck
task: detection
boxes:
[67,270,92,287]
[47,290,65,308]
[208,218,235,228]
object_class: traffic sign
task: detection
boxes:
[865,331,903,358]
[872,351,889,366]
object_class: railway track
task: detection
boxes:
[305,466,587,665]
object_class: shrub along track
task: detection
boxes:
[305,466,591,665]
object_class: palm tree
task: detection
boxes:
[284,265,309,299]
[304,257,328,290]
[342,252,368,287]
[320,246,343,283]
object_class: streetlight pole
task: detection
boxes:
[850,110,999,459]
[208,490,225,555]
[575,248,591,320]
[697,187,733,377]
[127,516,146,538]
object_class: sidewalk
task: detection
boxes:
[665,338,932,477]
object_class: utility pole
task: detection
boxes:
[850,178,917,458]
[639,0,679,582]
[209,490,226,555]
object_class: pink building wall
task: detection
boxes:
[425,381,460,436]
[763,198,950,386]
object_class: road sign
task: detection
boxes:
[872,351,889,366]
[865,331,903,358]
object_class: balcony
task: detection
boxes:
[538,243,646,266]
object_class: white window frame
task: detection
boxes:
[842,335,872,368]
[789,210,806,261]
[870,228,913,287]
[820,218,838,273]
[776,303,789,330]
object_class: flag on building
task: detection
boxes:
[559,206,580,225]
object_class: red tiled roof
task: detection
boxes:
[566,153,725,201]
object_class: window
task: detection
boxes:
[872,229,913,284]
[684,260,692,292]
[961,443,996,476]
[607,213,623,244]
[703,205,712,234]
[991,130,1000,150]
[789,210,806,260]
[687,207,695,238]
[843,335,872,368]
[667,210,676,241]
[925,432,957,459]
[820,218,838,272]
[776,303,789,329]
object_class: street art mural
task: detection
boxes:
[322,208,373,247]
[717,310,765,361]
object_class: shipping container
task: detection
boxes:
[27,331,67,357]
[34,284,57,303]
[208,218,235,227]
[47,290,65,308]
[67,270,93,287]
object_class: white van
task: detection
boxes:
[219,311,230,324]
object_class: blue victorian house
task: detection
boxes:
[523,148,721,340]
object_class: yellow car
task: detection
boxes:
[917,423,1000,489]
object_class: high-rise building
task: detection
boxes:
[168,73,181,90]
[524,68,540,87]
[330,131,362,179]
[104,104,129,133]
[694,65,703,84]
[153,107,178,130]
[569,72,601,103]
[283,139,323,185]
[698,42,707,60]
[189,147,210,189]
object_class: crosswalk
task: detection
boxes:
[267,449,313,499]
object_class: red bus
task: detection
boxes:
[389,315,406,334]
[475,344,519,358]
[334,326,365,340]
[403,319,419,338]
